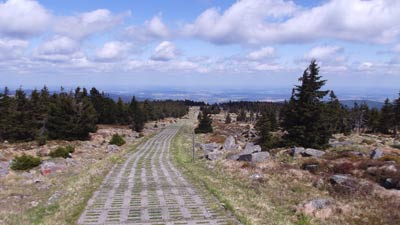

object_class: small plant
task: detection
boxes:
[49,145,75,158]
[109,134,126,146]
[11,154,42,170]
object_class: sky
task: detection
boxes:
[0,0,400,95]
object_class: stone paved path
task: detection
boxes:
[78,125,235,225]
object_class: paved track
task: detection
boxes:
[78,125,234,225]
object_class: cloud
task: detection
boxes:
[0,38,28,60]
[184,0,400,45]
[95,41,132,61]
[123,15,169,43]
[0,0,51,38]
[150,41,178,61]
[55,9,129,39]
[304,45,343,60]
[37,36,79,55]
[247,47,275,60]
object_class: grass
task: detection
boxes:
[170,123,325,225]
[1,134,153,225]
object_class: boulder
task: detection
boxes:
[251,152,270,163]
[302,148,325,158]
[330,141,353,148]
[303,164,319,173]
[330,174,353,186]
[381,178,400,190]
[237,152,270,163]
[206,151,223,161]
[299,198,335,219]
[40,162,65,176]
[201,142,221,152]
[107,144,119,153]
[290,147,305,156]
[223,136,238,150]
[243,143,262,154]
[370,148,384,159]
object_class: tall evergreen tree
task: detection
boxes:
[378,98,394,134]
[236,109,247,122]
[281,60,331,149]
[195,112,213,133]
[225,113,231,124]
[255,111,273,150]
[129,96,145,132]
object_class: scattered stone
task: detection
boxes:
[330,174,353,186]
[370,148,384,159]
[249,173,263,180]
[107,144,119,153]
[303,164,319,173]
[36,148,50,157]
[66,158,78,166]
[223,136,238,151]
[206,151,223,161]
[290,147,305,156]
[47,191,61,205]
[302,148,325,158]
[40,162,65,176]
[0,161,10,177]
[299,198,335,219]
[243,143,261,154]
[30,201,39,207]
[381,178,400,190]
[251,152,270,163]
[330,141,353,147]
[237,154,252,162]
[201,142,221,153]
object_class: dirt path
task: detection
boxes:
[78,125,233,225]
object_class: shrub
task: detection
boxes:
[361,139,375,145]
[49,145,75,158]
[379,155,400,164]
[11,154,42,170]
[332,162,355,174]
[109,134,126,146]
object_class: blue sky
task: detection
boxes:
[0,0,399,95]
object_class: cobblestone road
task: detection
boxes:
[78,125,234,225]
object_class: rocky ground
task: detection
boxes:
[0,119,175,224]
[194,111,400,224]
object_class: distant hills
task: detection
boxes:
[340,100,384,109]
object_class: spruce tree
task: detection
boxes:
[225,113,231,124]
[129,96,145,132]
[236,109,247,122]
[195,112,213,133]
[378,99,394,134]
[255,111,273,150]
[281,60,331,149]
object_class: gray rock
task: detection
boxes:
[0,161,10,177]
[237,154,252,162]
[290,147,305,156]
[107,144,119,153]
[201,142,221,152]
[330,141,353,147]
[249,173,263,180]
[40,161,65,176]
[382,178,400,190]
[47,191,61,205]
[226,154,240,161]
[243,143,262,154]
[206,151,223,161]
[223,136,238,150]
[251,152,270,163]
[306,198,334,210]
[330,174,352,185]
[370,148,384,159]
[302,148,325,158]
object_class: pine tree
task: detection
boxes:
[326,91,342,133]
[393,93,400,136]
[255,111,272,150]
[195,112,213,133]
[237,109,247,122]
[129,96,145,132]
[281,60,331,149]
[143,100,154,122]
[225,113,231,124]
[366,108,380,133]
[378,99,394,134]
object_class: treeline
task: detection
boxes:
[0,86,196,142]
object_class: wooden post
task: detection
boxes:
[192,129,195,162]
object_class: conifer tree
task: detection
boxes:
[225,113,231,124]
[195,112,213,133]
[281,60,331,149]
[129,96,145,132]
[236,109,247,122]
[256,111,273,150]
[378,99,394,134]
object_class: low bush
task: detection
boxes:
[379,155,400,164]
[361,139,375,145]
[11,154,42,170]
[332,162,355,174]
[49,145,75,158]
[36,136,47,146]
[109,134,126,146]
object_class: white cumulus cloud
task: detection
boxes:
[0,38,28,60]
[304,45,343,60]
[247,47,275,60]
[95,41,132,61]
[151,41,178,61]
[0,0,51,38]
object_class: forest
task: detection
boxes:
[0,86,198,143]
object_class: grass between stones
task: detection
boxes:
[3,134,153,225]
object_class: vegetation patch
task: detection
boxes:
[11,154,42,170]
[49,145,75,158]
[109,134,126,146]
